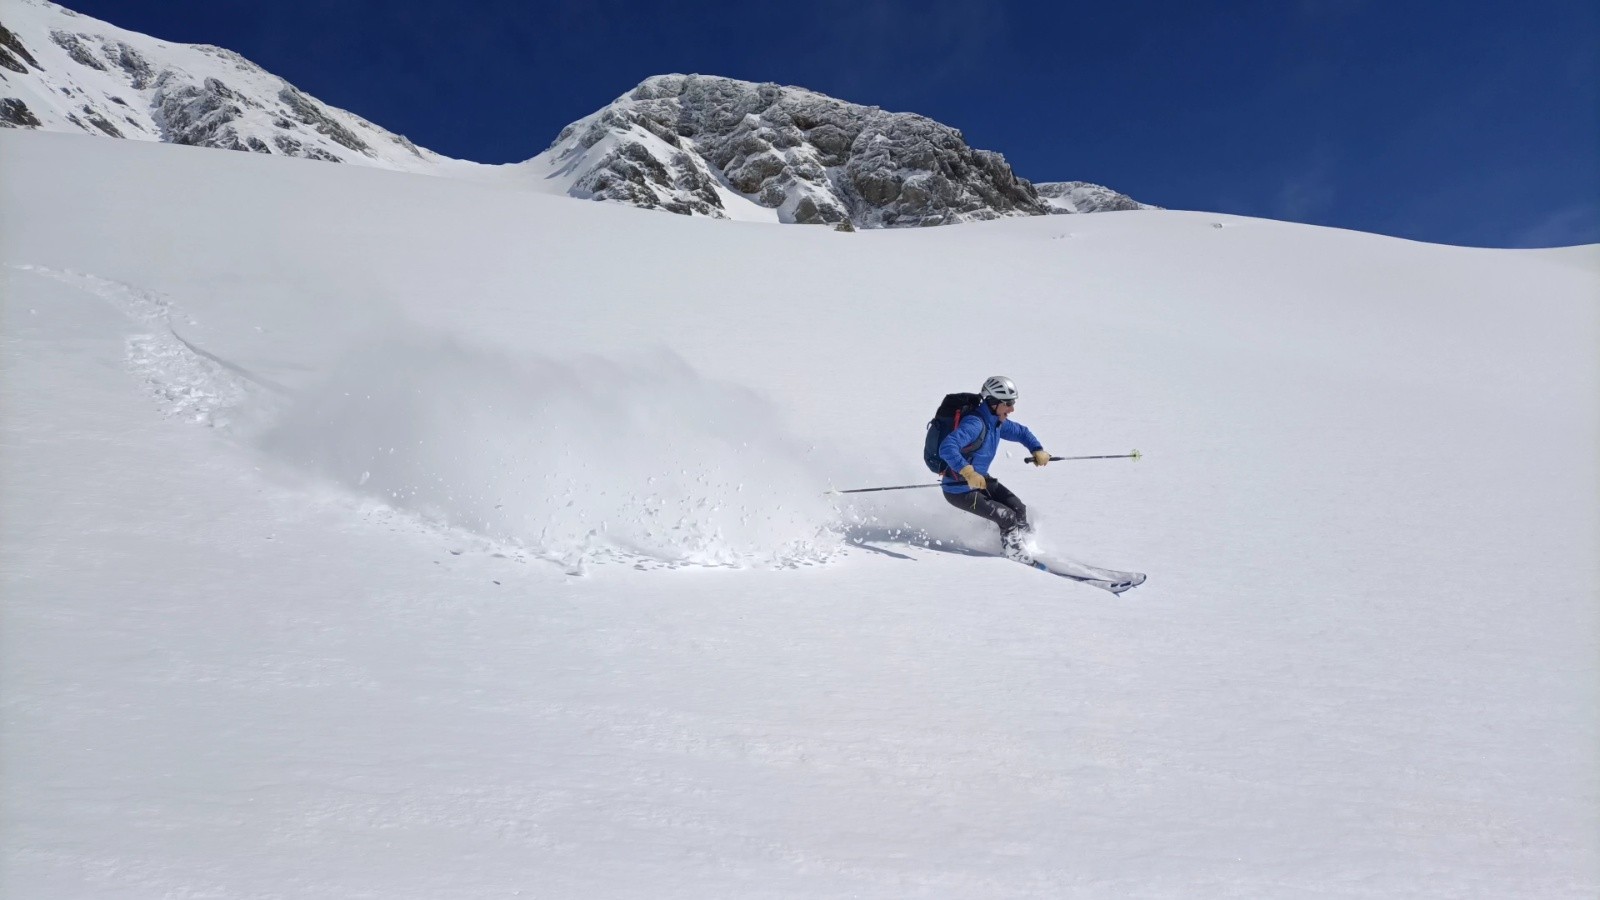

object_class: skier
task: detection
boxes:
[939,376,1052,557]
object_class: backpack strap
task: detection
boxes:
[943,409,989,477]
[961,415,989,460]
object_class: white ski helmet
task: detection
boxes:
[980,375,1019,403]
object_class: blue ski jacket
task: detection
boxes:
[938,401,1043,494]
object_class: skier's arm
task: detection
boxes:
[938,416,985,473]
[999,420,1044,454]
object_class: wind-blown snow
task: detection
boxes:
[254,335,840,570]
[3,130,1597,898]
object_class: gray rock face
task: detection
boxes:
[277,85,373,155]
[151,73,250,148]
[0,22,41,73]
[540,74,1062,228]
[0,97,42,127]
[50,28,105,70]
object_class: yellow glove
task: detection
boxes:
[1031,449,1051,467]
[958,465,987,490]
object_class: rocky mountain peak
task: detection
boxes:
[1034,180,1157,214]
[531,73,1073,228]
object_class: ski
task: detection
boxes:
[1006,553,1146,594]
[1030,561,1144,593]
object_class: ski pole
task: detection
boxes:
[828,482,943,495]
[831,450,1142,493]
[1029,449,1142,463]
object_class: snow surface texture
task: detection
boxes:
[0,2,1148,228]
[3,129,1598,898]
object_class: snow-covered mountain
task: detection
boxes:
[1035,179,1157,213]
[0,0,457,173]
[520,73,1151,227]
[1,1,1152,226]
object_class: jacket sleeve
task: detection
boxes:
[939,415,986,472]
[999,419,1043,453]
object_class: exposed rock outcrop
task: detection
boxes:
[1034,180,1158,214]
[0,22,41,73]
[537,74,1064,228]
[0,97,42,127]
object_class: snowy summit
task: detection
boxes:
[0,0,448,172]
[523,73,1152,227]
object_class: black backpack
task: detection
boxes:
[922,392,988,474]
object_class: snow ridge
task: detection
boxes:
[0,0,444,171]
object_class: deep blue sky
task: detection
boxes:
[66,0,1598,247]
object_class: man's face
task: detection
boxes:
[993,399,1015,422]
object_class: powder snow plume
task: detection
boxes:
[252,335,842,570]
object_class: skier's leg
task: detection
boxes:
[984,480,1028,530]
[943,488,1024,535]
[968,480,1033,558]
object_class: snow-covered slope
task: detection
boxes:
[0,0,469,173]
[3,129,1597,897]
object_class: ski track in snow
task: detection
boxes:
[9,263,854,575]
[245,335,853,573]
[9,264,254,428]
